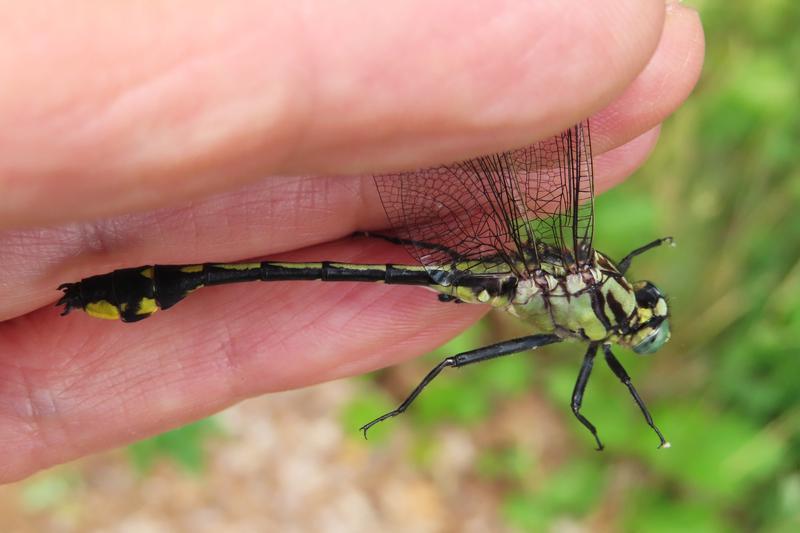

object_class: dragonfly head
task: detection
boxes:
[628,281,670,355]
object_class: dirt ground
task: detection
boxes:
[0,379,544,533]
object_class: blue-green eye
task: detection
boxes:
[633,320,671,355]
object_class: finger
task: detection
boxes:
[2,127,662,320]
[0,0,667,228]
[594,125,661,190]
[590,2,704,150]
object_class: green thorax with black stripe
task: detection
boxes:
[433,250,668,352]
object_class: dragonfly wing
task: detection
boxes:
[373,121,595,284]
[521,121,595,266]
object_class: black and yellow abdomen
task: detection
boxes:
[57,261,438,322]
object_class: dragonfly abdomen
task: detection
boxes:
[57,261,448,322]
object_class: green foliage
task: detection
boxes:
[340,390,395,445]
[20,471,82,512]
[476,446,536,483]
[126,417,222,475]
[413,320,536,426]
[624,492,731,533]
[502,460,605,531]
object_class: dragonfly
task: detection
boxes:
[57,120,673,450]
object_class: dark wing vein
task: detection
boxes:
[373,121,595,284]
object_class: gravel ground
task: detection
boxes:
[0,380,539,533]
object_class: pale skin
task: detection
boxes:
[0,1,703,482]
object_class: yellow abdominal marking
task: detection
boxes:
[329,263,388,271]
[214,263,261,271]
[263,262,308,269]
[137,298,159,315]
[85,300,121,320]
[180,265,204,273]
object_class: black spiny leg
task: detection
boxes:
[571,344,604,451]
[617,236,674,275]
[360,334,562,438]
[602,345,670,449]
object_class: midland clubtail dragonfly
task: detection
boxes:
[57,120,672,450]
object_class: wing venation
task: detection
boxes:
[373,121,594,284]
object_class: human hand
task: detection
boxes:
[0,0,703,481]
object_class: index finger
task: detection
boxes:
[0,0,666,228]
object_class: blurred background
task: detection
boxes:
[3,1,800,531]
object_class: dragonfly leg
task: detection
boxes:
[602,345,670,449]
[571,344,604,451]
[617,237,674,275]
[359,334,562,438]
[354,231,465,261]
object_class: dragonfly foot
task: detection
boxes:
[359,410,400,439]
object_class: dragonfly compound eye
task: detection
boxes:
[633,281,664,309]
[632,319,671,355]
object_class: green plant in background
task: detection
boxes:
[20,471,83,514]
[502,460,605,530]
[127,417,223,475]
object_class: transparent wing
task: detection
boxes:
[373,121,594,284]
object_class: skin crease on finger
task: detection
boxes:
[0,0,669,229]
[0,6,704,480]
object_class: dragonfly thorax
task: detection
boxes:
[442,251,671,355]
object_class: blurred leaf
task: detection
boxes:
[543,461,605,514]
[646,403,786,502]
[502,460,604,531]
[766,474,800,533]
[470,351,535,396]
[502,491,553,532]
[595,188,658,259]
[21,472,81,512]
[476,446,536,482]
[409,433,439,470]
[624,491,731,533]
[340,390,396,445]
[127,417,222,475]
[413,378,490,427]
